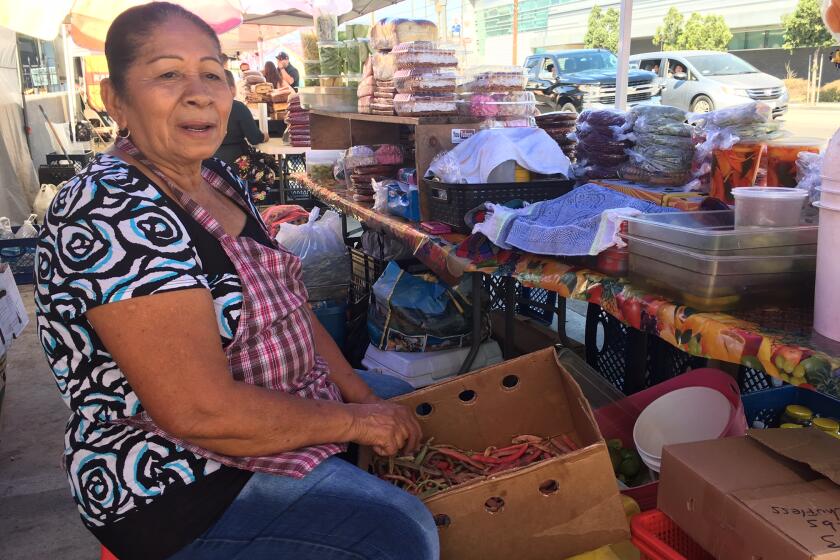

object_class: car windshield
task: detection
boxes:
[556,52,617,73]
[683,54,759,76]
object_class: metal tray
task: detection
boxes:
[628,254,815,311]
[625,210,818,254]
[626,235,816,276]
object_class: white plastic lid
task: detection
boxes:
[731,187,809,199]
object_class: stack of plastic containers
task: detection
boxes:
[623,210,817,311]
[815,128,840,341]
[457,66,534,127]
[391,42,459,117]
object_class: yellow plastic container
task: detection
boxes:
[812,417,840,434]
[781,404,813,426]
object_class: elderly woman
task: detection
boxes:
[35,3,438,560]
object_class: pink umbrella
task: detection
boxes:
[0,0,244,50]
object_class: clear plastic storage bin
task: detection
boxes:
[458,91,537,118]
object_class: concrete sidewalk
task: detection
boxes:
[0,286,97,560]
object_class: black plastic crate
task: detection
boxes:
[46,151,93,168]
[0,226,39,284]
[584,303,707,395]
[483,276,557,326]
[425,178,575,234]
[282,153,314,207]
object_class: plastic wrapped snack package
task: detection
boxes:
[629,104,686,123]
[393,68,458,93]
[578,108,629,128]
[392,42,457,68]
[463,66,528,92]
[394,93,458,116]
[370,18,438,51]
[345,145,377,168]
[458,91,537,118]
[687,101,771,129]
[358,95,372,114]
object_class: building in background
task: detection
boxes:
[354,0,810,79]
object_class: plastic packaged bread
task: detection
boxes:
[370,18,438,51]
[393,68,458,93]
[463,66,528,92]
[373,52,397,81]
[392,42,457,68]
[458,91,537,118]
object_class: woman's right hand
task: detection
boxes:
[347,402,423,457]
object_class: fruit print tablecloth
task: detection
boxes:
[296,175,840,399]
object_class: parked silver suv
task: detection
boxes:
[629,51,788,118]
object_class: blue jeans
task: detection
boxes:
[169,371,438,560]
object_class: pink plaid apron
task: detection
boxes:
[114,137,345,477]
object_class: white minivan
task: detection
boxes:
[629,51,788,118]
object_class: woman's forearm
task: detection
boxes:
[170,380,359,457]
[308,307,379,404]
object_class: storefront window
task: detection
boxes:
[18,34,61,93]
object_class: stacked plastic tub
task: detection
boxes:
[392,42,459,117]
[623,210,818,312]
[815,128,840,342]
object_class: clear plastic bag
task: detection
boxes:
[687,101,771,129]
[275,207,350,301]
[15,214,38,239]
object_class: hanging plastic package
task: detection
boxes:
[275,207,350,302]
[367,262,490,352]
[372,178,420,222]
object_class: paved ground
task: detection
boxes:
[0,286,99,559]
[781,103,840,143]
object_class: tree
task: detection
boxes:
[782,0,834,50]
[703,15,733,51]
[677,13,732,51]
[653,7,684,51]
[584,4,620,52]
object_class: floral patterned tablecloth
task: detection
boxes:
[295,174,840,399]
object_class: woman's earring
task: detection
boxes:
[117,128,131,139]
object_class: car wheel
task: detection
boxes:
[559,102,578,114]
[690,95,714,113]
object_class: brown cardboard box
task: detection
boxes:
[658,428,840,560]
[361,347,629,560]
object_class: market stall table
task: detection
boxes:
[293,173,840,400]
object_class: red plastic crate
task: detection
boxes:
[631,510,713,560]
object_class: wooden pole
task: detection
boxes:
[512,0,519,65]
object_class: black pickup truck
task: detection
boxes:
[524,49,659,113]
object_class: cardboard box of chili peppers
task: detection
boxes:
[359,347,630,559]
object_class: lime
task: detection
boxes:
[607,438,623,451]
[619,456,641,478]
[619,448,635,461]
[609,447,622,471]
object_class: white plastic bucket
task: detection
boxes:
[818,177,840,206]
[814,200,840,341]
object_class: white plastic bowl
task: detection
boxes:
[732,187,808,228]
[633,386,732,461]
[640,453,661,474]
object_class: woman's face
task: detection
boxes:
[103,18,232,167]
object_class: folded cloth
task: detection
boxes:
[426,128,572,184]
[473,183,676,255]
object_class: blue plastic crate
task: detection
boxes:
[0,226,38,284]
[741,385,840,428]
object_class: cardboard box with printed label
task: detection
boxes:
[658,428,840,560]
[361,346,630,560]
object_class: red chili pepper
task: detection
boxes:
[432,447,487,470]
[492,443,529,458]
[561,434,579,451]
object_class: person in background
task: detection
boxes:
[276,52,300,91]
[216,69,268,165]
[239,61,250,73]
[262,61,282,89]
